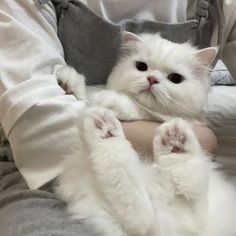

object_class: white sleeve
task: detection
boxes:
[0,0,86,189]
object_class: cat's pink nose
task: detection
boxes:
[147,76,159,86]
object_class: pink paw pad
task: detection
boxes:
[95,120,102,130]
[161,125,187,153]
[104,131,114,138]
[93,115,116,139]
[58,81,73,95]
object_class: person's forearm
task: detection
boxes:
[4,93,87,190]
[192,123,218,154]
[122,120,217,156]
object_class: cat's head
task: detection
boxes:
[107,32,218,120]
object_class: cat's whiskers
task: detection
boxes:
[149,86,197,118]
[154,88,170,114]
[126,79,200,118]
[163,91,200,118]
[127,77,151,95]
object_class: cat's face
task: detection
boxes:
[107,33,217,119]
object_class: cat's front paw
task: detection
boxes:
[153,118,201,161]
[56,66,87,100]
[80,108,125,145]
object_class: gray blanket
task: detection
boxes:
[0,143,100,236]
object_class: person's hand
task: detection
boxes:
[121,120,217,156]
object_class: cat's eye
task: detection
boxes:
[136,61,148,71]
[167,73,184,84]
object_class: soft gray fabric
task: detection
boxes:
[55,0,122,85]
[52,0,220,85]
[0,145,101,236]
[0,126,101,235]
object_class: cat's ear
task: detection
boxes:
[122,31,144,45]
[196,47,218,66]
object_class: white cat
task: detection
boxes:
[55,33,236,236]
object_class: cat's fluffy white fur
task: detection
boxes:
[55,33,236,236]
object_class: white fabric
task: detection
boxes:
[206,86,236,157]
[210,60,235,85]
[88,0,188,23]
[0,0,87,189]
[0,0,236,189]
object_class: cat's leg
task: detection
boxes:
[152,118,209,235]
[56,65,87,100]
[153,118,209,199]
[80,107,154,235]
[57,160,125,236]
[68,197,126,236]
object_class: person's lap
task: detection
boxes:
[0,145,99,236]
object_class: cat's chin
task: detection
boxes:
[139,85,157,96]
[137,92,156,104]
[140,87,152,94]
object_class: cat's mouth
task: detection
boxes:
[141,85,156,94]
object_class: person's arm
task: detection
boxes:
[0,0,86,189]
[122,121,217,156]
